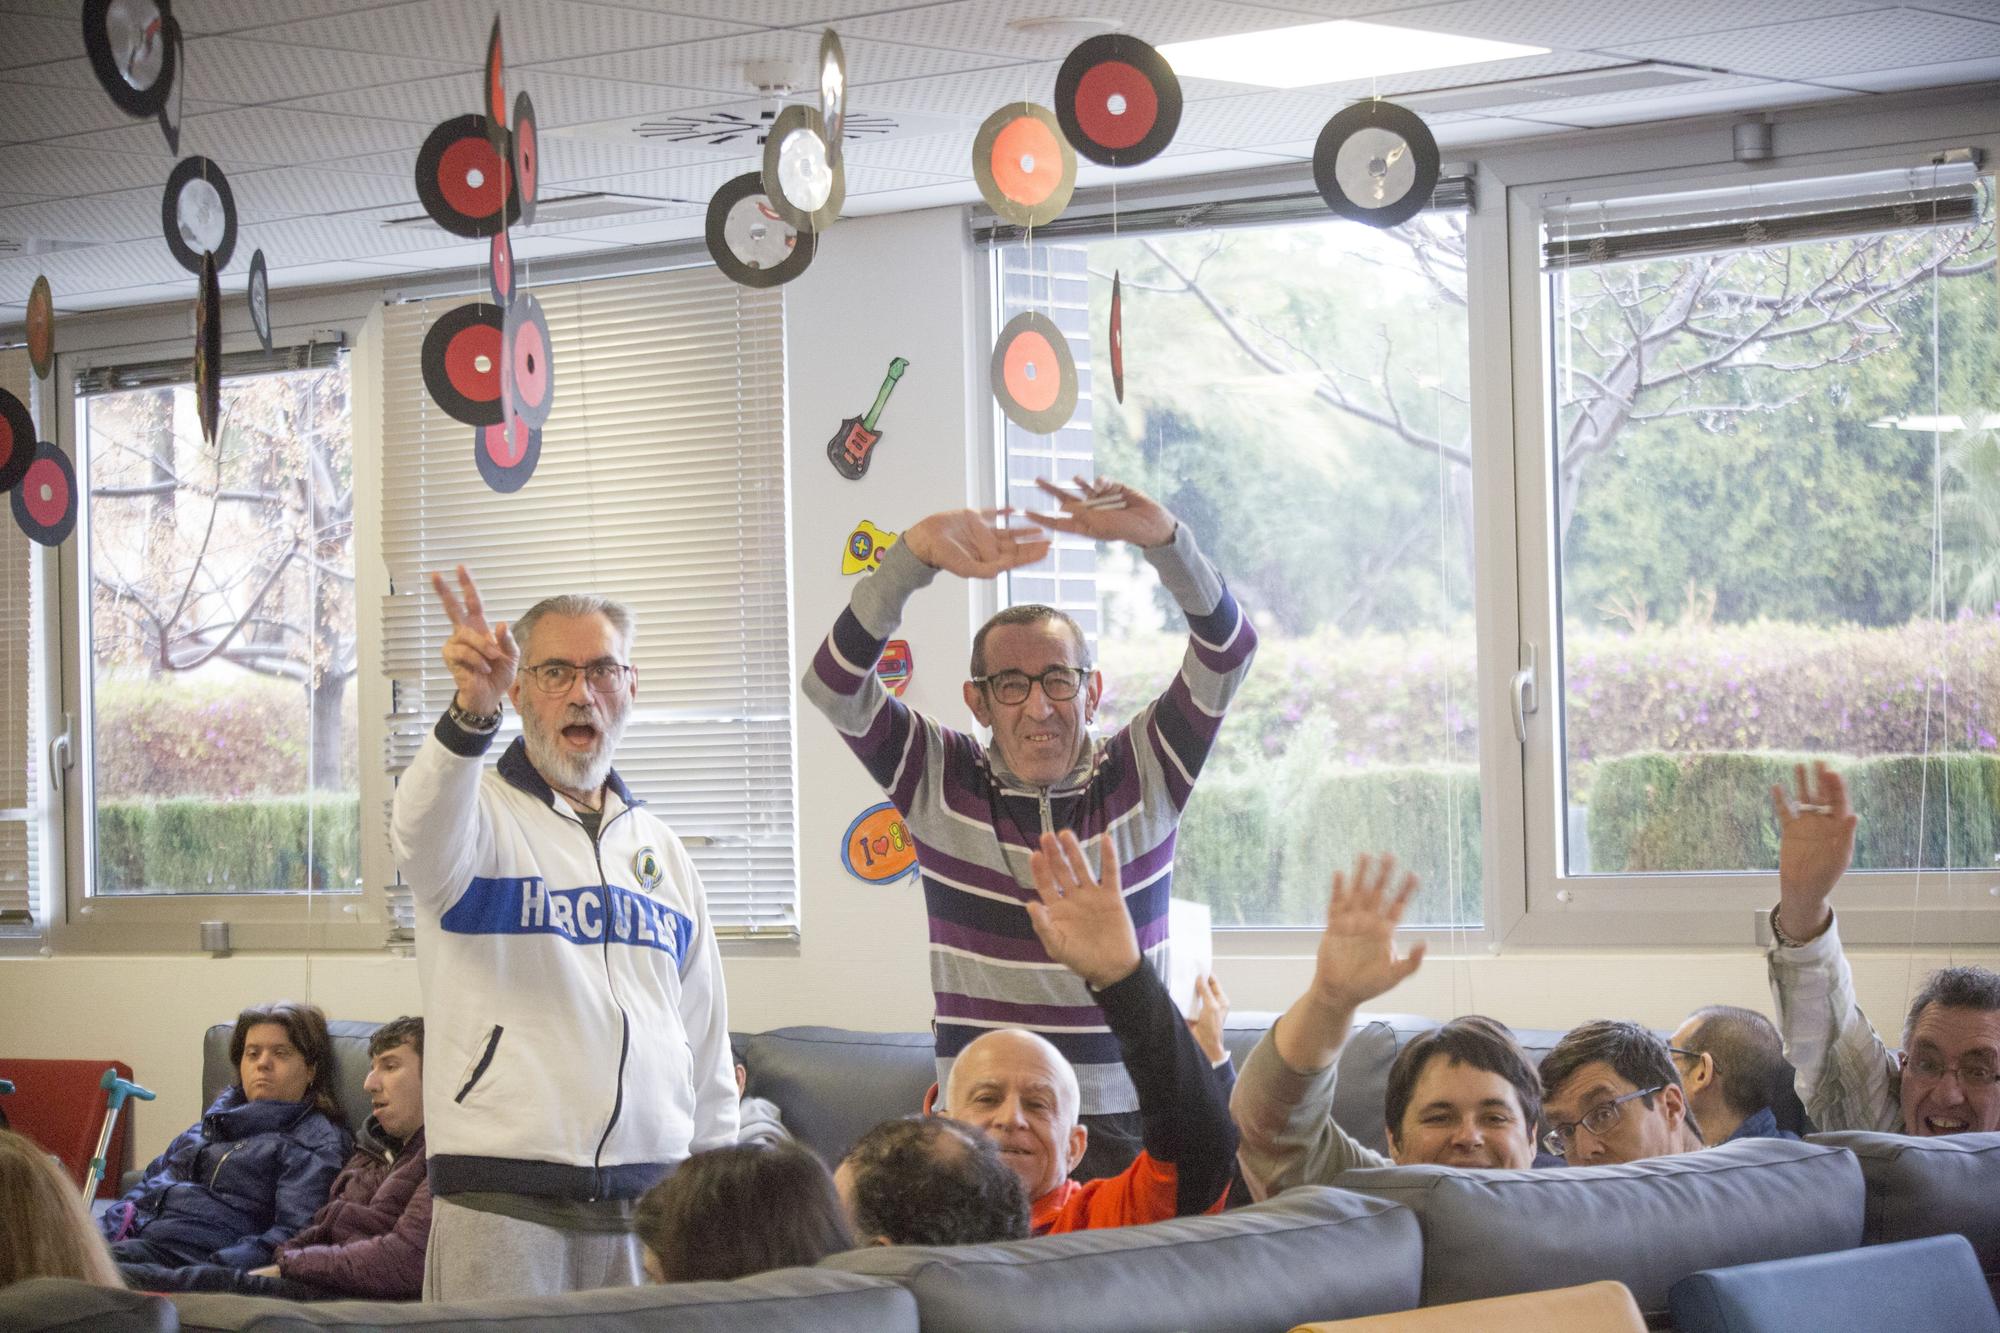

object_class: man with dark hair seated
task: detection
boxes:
[1670,1005,1803,1144]
[1540,1019,1704,1165]
[1768,761,2000,1136]
[836,1117,1030,1246]
[838,828,1237,1237]
[121,1016,431,1301]
[1236,854,1543,1196]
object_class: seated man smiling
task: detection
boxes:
[1235,854,1543,1197]
[1539,1020,1704,1165]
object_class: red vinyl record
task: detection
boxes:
[1109,270,1124,404]
[0,389,34,493]
[484,17,508,155]
[415,114,519,239]
[990,310,1078,435]
[11,443,76,546]
[971,103,1074,228]
[475,413,541,493]
[26,275,53,380]
[489,228,514,307]
[1054,33,1182,167]
[421,302,505,427]
[502,293,553,428]
[512,91,539,227]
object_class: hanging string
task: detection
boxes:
[1907,165,1950,996]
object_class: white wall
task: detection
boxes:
[8,89,2000,1162]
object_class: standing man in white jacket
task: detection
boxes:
[393,568,737,1300]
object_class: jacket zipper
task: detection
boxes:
[208,1147,237,1189]
[454,1025,504,1104]
[584,803,633,1199]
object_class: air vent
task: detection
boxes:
[552,101,970,153]
[378,193,681,230]
[1397,63,1716,115]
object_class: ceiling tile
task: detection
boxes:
[1606,6,2000,79]
[533,29,999,93]
[858,60,1244,119]
[836,0,1331,60]
[1509,79,1856,127]
[284,68,715,129]
[278,0,746,66]
[1174,89,1355,149]
[5,56,108,91]
[0,13,79,69]
[229,164,420,219]
[0,142,180,195]
[0,190,59,207]
[0,79,221,140]
[176,37,471,105]
[1343,0,1890,49]
[169,0,364,35]
[52,106,424,165]
[1823,53,2000,90]
[535,135,734,182]
[562,0,897,23]
[0,190,164,244]
[840,130,977,178]
[8,235,195,295]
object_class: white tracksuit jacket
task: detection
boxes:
[391,716,738,1201]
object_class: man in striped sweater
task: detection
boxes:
[804,479,1256,1176]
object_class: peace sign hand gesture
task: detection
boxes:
[432,564,518,718]
[1027,831,1142,991]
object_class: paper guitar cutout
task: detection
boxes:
[827,356,908,479]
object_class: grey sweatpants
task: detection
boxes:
[424,1195,646,1301]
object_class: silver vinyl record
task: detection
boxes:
[761,103,843,233]
[819,29,847,170]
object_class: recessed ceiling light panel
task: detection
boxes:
[1158,20,1547,90]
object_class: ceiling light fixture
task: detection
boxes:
[1158,20,1547,90]
[1008,16,1123,38]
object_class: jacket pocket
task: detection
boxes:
[454,1025,504,1104]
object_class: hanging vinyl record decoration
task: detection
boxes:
[83,0,177,118]
[155,9,184,152]
[415,114,520,238]
[512,92,539,227]
[484,17,509,156]
[1109,270,1124,404]
[12,444,76,546]
[421,302,505,427]
[705,171,814,290]
[972,103,1075,228]
[991,310,1078,435]
[475,412,540,494]
[502,293,554,430]
[1312,99,1439,230]
[247,249,272,354]
[194,250,221,444]
[762,104,842,234]
[489,229,514,307]
[161,156,237,274]
[819,28,847,170]
[0,389,35,494]
[27,275,54,381]
[1054,33,1181,168]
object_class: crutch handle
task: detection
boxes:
[0,1078,13,1095]
[99,1066,155,1113]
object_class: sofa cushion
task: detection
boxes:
[202,1021,381,1139]
[0,1278,178,1332]
[1810,1130,2000,1288]
[824,1185,1420,1333]
[736,1027,939,1164]
[167,1269,915,1333]
[1668,1233,2000,1333]
[1332,1138,1864,1320]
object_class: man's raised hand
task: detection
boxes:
[901,508,1052,580]
[1307,854,1426,1013]
[1026,831,1141,991]
[1025,476,1176,549]
[1772,761,1857,944]
[432,565,518,718]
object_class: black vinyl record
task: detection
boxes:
[84,0,177,119]
[991,310,1078,435]
[155,12,184,152]
[502,292,553,429]
[12,443,77,546]
[414,114,520,239]
[161,156,237,274]
[421,302,505,427]
[195,251,221,444]
[0,389,34,494]
[247,249,272,354]
[761,104,843,233]
[972,103,1075,228]
[1054,33,1181,167]
[1312,99,1439,230]
[512,92,539,227]
[475,414,541,494]
[489,229,514,307]
[705,172,815,290]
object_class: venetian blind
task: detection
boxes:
[0,349,40,931]
[377,265,797,938]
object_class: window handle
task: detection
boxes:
[1511,643,1538,745]
[49,712,72,795]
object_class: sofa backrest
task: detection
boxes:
[1331,1137,1865,1321]
[0,1278,178,1333]
[1810,1129,2000,1292]
[1667,1233,2000,1333]
[167,1268,916,1333]
[823,1185,1421,1333]
[202,1021,381,1137]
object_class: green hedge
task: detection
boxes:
[96,795,362,894]
[1588,751,2000,873]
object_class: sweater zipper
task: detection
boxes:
[209,1147,237,1189]
[583,804,632,1199]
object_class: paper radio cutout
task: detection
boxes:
[842,519,897,575]
[876,639,913,696]
[841,802,919,884]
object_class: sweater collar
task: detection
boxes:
[496,735,640,813]
[984,731,1098,797]
[205,1086,318,1136]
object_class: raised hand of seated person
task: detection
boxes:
[1026,831,1141,991]
[1771,761,1857,944]
[1276,853,1426,1072]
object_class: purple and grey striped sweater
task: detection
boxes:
[804,524,1257,1115]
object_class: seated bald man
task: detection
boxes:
[840,830,1237,1236]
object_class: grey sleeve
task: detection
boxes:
[1231,1027,1390,1200]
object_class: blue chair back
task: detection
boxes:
[1669,1233,1999,1333]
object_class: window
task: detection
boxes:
[378,264,797,938]
[991,206,1480,929]
[0,350,44,937]
[74,357,357,902]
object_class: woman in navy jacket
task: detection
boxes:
[102,1002,351,1271]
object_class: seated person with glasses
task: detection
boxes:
[803,480,1257,1179]
[1539,1020,1704,1165]
[1669,1005,1804,1144]
[1768,761,2000,1136]
[1235,853,1545,1195]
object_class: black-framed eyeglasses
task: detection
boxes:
[1900,1052,2000,1088]
[971,665,1088,705]
[1541,1085,1664,1157]
[522,659,633,695]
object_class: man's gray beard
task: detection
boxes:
[523,710,625,796]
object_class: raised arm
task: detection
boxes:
[1235,855,1423,1197]
[1028,831,1237,1216]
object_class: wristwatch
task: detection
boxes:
[446,698,502,733]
